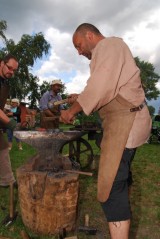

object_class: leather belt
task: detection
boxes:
[130,101,146,112]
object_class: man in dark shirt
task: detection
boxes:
[0,54,18,186]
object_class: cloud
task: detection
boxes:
[123,9,160,67]
[1,0,160,39]
[34,26,90,93]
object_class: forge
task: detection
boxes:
[14,130,84,236]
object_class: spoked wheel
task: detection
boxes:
[61,138,94,170]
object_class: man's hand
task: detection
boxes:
[60,109,75,124]
[60,101,82,124]
[6,112,13,117]
[0,109,11,124]
[67,94,79,104]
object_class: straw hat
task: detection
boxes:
[50,79,62,86]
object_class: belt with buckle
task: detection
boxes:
[130,101,146,112]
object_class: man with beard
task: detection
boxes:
[0,54,19,187]
[39,79,64,129]
[60,23,151,239]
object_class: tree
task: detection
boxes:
[0,20,50,107]
[0,20,7,44]
[135,57,160,100]
[148,105,155,117]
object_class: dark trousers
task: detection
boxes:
[101,148,137,222]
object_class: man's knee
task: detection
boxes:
[101,180,131,222]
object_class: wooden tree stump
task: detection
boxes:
[16,158,79,236]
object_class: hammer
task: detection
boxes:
[1,182,18,226]
[48,99,68,110]
[65,170,93,177]
[78,214,97,235]
[53,99,68,106]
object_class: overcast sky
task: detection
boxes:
[1,0,160,111]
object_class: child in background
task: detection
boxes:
[4,99,11,113]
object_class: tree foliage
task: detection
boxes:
[0,20,50,108]
[148,105,155,117]
[135,57,160,100]
[0,20,7,43]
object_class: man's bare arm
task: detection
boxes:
[67,94,79,104]
[60,101,82,124]
[0,109,10,124]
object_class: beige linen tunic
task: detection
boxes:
[77,37,151,202]
[77,37,151,148]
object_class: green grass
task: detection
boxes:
[129,144,160,239]
[0,134,160,239]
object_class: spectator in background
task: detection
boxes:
[6,98,22,150]
[39,79,64,129]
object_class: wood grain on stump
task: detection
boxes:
[16,156,79,236]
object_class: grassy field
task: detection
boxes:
[0,133,160,239]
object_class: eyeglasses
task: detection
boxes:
[5,63,17,73]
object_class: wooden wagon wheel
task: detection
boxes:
[61,137,94,170]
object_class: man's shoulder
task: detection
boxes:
[42,90,50,97]
[102,36,124,45]
[0,76,9,87]
[96,37,129,55]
